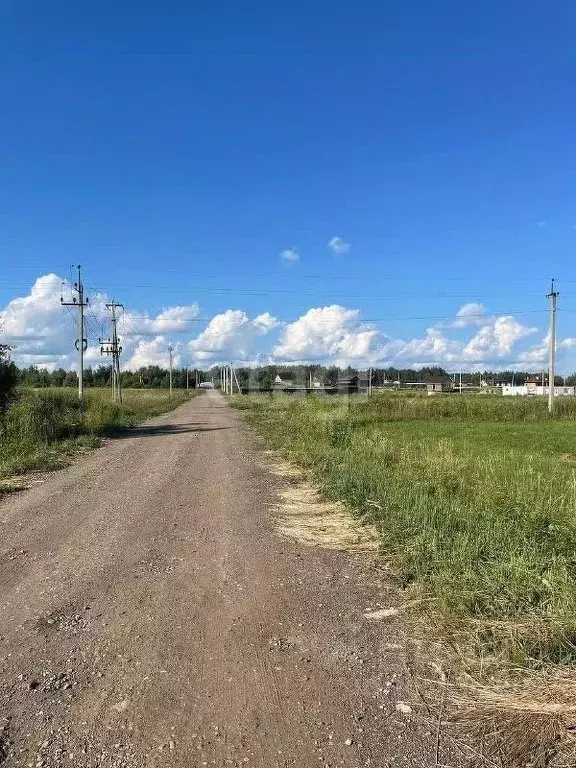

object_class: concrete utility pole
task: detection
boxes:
[100,300,124,403]
[233,366,241,394]
[548,279,559,414]
[186,367,189,392]
[368,367,373,396]
[168,346,174,398]
[61,265,88,401]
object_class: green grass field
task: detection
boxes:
[233,392,576,667]
[0,387,196,486]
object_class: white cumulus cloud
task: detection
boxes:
[124,336,180,370]
[462,316,536,361]
[328,236,350,255]
[123,304,199,335]
[452,302,487,327]
[188,309,278,364]
[280,248,299,262]
[0,274,200,370]
[388,328,461,365]
[273,305,380,365]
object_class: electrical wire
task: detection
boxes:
[62,306,78,335]
[0,277,563,300]
[118,309,549,337]
[69,283,560,299]
[2,262,562,284]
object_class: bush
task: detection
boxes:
[0,353,18,412]
[5,389,84,444]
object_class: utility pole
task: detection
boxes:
[233,366,241,394]
[548,279,558,414]
[100,300,124,403]
[168,345,174,397]
[368,367,373,396]
[186,366,189,391]
[61,265,88,401]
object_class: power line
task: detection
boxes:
[63,283,558,299]
[2,263,565,284]
[1,276,561,300]
[118,309,549,337]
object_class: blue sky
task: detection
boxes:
[2,2,576,371]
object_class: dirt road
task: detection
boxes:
[0,392,436,767]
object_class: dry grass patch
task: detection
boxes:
[445,669,576,767]
[268,456,379,552]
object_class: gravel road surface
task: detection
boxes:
[0,391,439,767]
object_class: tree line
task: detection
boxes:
[6,363,576,393]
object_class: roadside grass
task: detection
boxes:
[232,392,576,763]
[0,388,196,485]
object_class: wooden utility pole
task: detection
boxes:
[61,265,88,401]
[548,279,558,414]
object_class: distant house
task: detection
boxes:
[525,375,543,394]
[425,375,454,394]
[338,375,360,395]
[273,375,294,389]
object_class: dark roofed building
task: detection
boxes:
[425,375,454,394]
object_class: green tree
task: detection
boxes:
[63,370,78,387]
[0,342,18,410]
